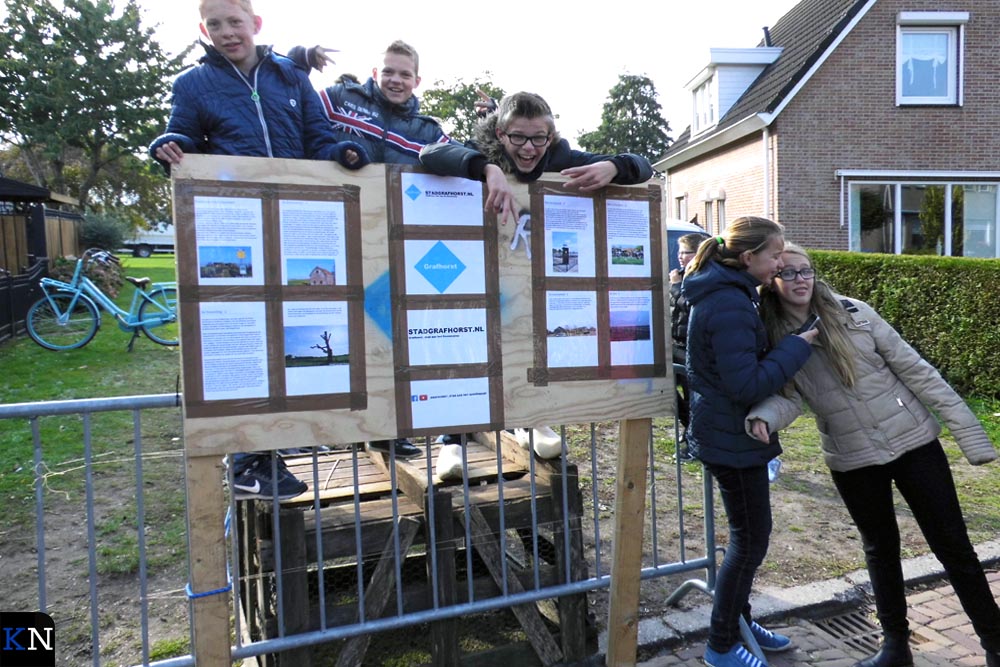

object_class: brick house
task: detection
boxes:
[656,0,1000,258]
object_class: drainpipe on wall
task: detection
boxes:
[762,126,771,219]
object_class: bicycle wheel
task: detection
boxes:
[138,287,179,346]
[26,293,100,350]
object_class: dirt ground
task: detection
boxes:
[4,414,995,666]
[574,416,999,627]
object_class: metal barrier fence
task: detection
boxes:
[0,389,717,666]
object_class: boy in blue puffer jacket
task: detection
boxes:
[149,0,370,175]
[150,0,371,501]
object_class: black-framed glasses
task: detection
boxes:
[501,131,551,147]
[776,267,816,281]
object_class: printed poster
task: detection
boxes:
[404,239,486,295]
[283,301,350,396]
[410,377,491,429]
[546,291,598,367]
[407,309,489,366]
[544,195,596,277]
[606,199,652,278]
[194,196,265,286]
[199,301,268,401]
[279,199,347,286]
[401,172,483,226]
[609,291,654,365]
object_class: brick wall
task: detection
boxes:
[669,0,1000,251]
[667,135,770,235]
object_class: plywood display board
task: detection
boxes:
[173,155,673,456]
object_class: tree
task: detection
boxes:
[420,76,505,144]
[311,331,335,364]
[0,0,191,219]
[918,185,964,256]
[577,74,671,160]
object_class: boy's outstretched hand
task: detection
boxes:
[474,88,498,118]
[483,164,519,226]
[306,45,338,72]
[343,149,362,167]
[335,141,370,170]
[561,161,618,192]
[155,141,186,165]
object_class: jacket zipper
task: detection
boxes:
[230,60,274,157]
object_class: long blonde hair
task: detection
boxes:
[687,216,784,275]
[759,243,857,387]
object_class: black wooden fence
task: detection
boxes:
[0,204,81,346]
[0,257,46,344]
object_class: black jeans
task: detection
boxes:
[704,462,772,651]
[674,372,690,428]
[831,439,1000,652]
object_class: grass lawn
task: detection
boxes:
[0,254,185,562]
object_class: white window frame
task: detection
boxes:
[847,179,1000,258]
[896,12,968,106]
[674,195,688,222]
[691,76,717,135]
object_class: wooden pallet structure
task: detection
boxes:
[236,430,591,666]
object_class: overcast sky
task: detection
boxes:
[135,0,801,145]
[2,0,802,146]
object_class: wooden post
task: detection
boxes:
[428,490,460,667]
[605,418,651,667]
[551,463,588,662]
[185,454,233,667]
[278,508,311,666]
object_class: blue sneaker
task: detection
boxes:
[750,620,793,652]
[704,644,766,667]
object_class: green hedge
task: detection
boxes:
[810,250,1000,398]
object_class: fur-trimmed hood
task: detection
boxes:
[471,113,562,179]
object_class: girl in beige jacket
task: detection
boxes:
[748,244,999,667]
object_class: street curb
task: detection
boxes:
[600,538,1000,660]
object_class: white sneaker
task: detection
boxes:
[436,444,464,480]
[512,426,562,459]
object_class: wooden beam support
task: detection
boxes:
[467,504,563,666]
[606,418,651,667]
[334,517,421,667]
[185,454,233,667]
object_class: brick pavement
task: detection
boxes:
[627,543,1000,667]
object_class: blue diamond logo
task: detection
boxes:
[416,242,466,293]
[405,184,422,201]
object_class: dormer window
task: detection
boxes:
[896,12,968,106]
[685,47,781,137]
[692,76,717,134]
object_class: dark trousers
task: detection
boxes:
[704,462,772,650]
[831,439,1000,652]
[673,358,690,429]
[674,372,690,428]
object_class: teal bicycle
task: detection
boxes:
[26,248,178,351]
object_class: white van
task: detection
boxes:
[120,224,175,257]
